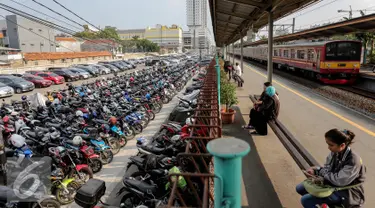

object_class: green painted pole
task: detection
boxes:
[207,138,250,208]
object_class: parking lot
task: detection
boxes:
[0,65,143,104]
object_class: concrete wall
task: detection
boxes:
[145,26,183,52]
[56,41,82,52]
[6,15,56,52]
[118,29,146,40]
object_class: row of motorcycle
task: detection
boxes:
[0,63,198,208]
[73,65,208,208]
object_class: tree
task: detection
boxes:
[355,32,375,64]
[73,27,120,41]
[260,35,267,40]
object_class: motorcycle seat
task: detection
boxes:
[142,145,165,154]
[75,134,91,140]
[122,178,157,194]
[129,156,145,165]
[150,169,166,176]
[92,119,108,124]
[46,122,61,129]
[25,139,35,145]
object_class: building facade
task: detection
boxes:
[117,29,146,40]
[186,0,207,28]
[144,24,183,53]
[81,39,122,55]
[55,37,82,52]
[3,15,56,52]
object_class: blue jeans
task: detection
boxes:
[296,182,342,208]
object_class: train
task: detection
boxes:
[230,40,362,85]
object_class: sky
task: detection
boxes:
[0,0,374,41]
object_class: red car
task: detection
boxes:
[22,74,53,88]
[34,72,65,84]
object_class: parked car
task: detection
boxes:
[24,70,43,75]
[92,64,111,74]
[146,59,160,66]
[51,69,80,82]
[68,68,91,79]
[0,82,14,98]
[0,76,35,93]
[75,64,101,75]
[74,66,99,76]
[100,64,120,73]
[122,60,136,69]
[11,74,23,77]
[34,72,65,84]
[22,74,53,88]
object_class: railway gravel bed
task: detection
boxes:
[239,58,375,119]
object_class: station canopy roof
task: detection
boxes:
[244,13,375,47]
[208,0,321,47]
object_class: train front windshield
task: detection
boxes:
[325,42,361,61]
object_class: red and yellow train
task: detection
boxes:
[232,40,362,85]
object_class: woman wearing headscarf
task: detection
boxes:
[246,86,280,135]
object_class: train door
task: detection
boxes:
[316,50,321,70]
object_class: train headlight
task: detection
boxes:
[327,64,331,68]
[353,64,358,68]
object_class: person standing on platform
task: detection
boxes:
[235,62,242,77]
[296,129,365,208]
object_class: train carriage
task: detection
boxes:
[233,40,362,85]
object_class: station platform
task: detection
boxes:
[233,61,375,207]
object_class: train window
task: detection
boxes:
[283,50,289,58]
[297,50,306,59]
[291,49,296,59]
[325,42,361,61]
[307,49,315,61]
[274,50,278,56]
[279,49,282,56]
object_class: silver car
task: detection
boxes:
[0,82,14,98]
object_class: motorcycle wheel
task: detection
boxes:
[75,166,93,184]
[120,194,142,208]
[147,110,155,120]
[118,136,128,147]
[107,137,121,155]
[141,117,149,129]
[100,149,114,164]
[152,103,162,114]
[37,198,60,208]
[124,128,135,140]
[162,96,170,104]
[131,123,143,134]
[56,181,80,205]
[89,158,103,173]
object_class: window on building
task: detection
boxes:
[21,43,25,46]
[274,49,278,56]
[34,61,38,65]
[29,28,33,31]
[30,44,34,46]
[78,58,81,62]
[39,29,42,32]
[50,60,55,64]
[307,49,315,61]
[297,50,306,59]
[291,49,296,59]
[61,59,66,63]
[2,30,7,37]
[92,57,95,60]
[283,50,289,58]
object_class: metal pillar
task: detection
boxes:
[267,11,274,83]
[232,43,235,64]
[215,56,221,108]
[292,18,295,33]
[240,36,244,73]
[208,138,250,208]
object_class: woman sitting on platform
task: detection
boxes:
[296,129,365,208]
[243,84,279,135]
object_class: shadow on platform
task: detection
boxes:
[225,106,283,208]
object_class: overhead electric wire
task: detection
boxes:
[0,14,76,52]
[8,0,82,31]
[0,4,115,48]
[0,3,77,34]
[31,0,85,28]
[52,0,101,31]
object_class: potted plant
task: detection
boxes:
[220,78,238,124]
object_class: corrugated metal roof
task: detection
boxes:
[24,51,112,61]
[209,0,320,46]
[55,37,78,42]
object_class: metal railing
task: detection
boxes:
[167,60,221,208]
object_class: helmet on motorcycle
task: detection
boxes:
[101,124,110,133]
[75,110,83,117]
[10,134,26,148]
[21,95,27,101]
[145,93,151,100]
[83,113,89,119]
[130,77,134,82]
[2,115,9,123]
[52,93,58,99]
[108,117,117,125]
[72,136,83,146]
[160,157,173,167]
[51,168,64,178]
[86,89,92,95]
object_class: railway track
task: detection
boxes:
[334,86,375,100]
[234,56,375,100]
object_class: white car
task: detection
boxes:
[0,82,14,98]
[93,64,111,74]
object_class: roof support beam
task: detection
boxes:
[223,0,267,8]
[216,9,251,19]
